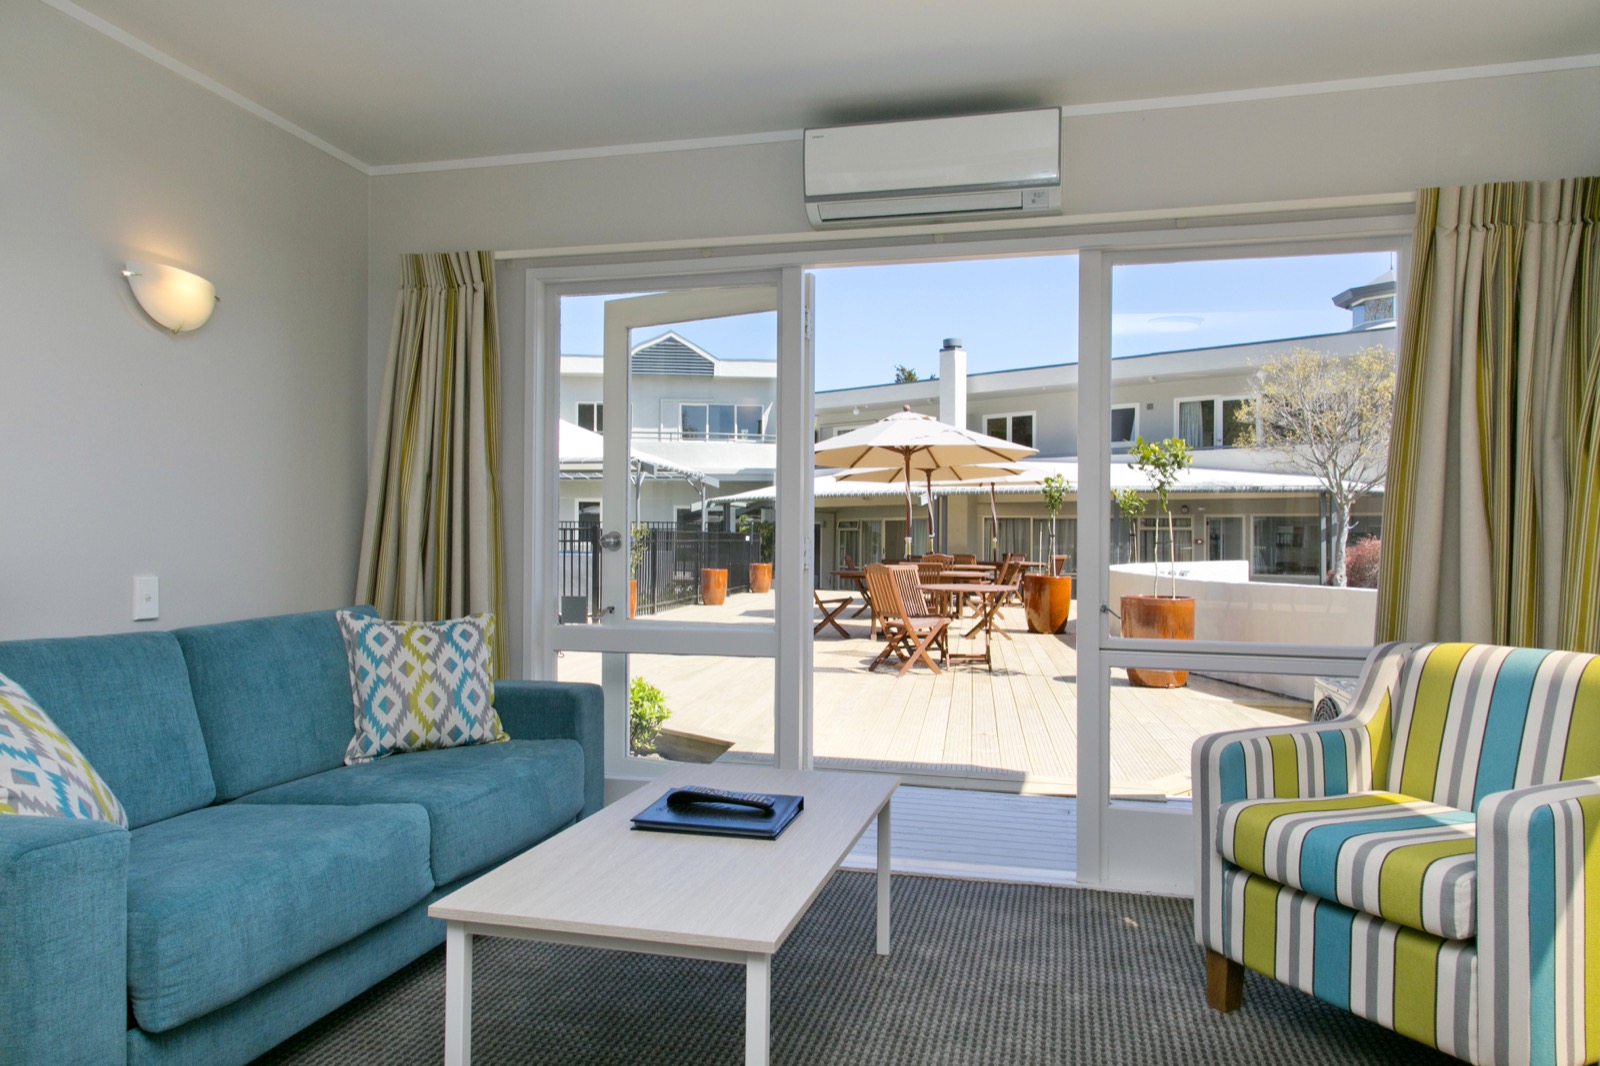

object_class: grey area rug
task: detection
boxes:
[251,872,1459,1065]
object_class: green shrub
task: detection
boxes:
[629,675,672,754]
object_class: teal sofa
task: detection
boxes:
[0,606,603,1066]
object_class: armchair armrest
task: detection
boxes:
[494,680,604,817]
[1192,717,1378,948]
[0,817,129,1066]
[1477,775,1600,1066]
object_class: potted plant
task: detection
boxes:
[629,675,671,755]
[1121,436,1194,687]
[628,523,650,618]
[1024,473,1074,633]
[738,512,775,593]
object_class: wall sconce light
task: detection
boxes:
[1180,504,1190,514]
[122,261,218,333]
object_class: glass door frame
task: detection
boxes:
[525,266,814,783]
[1074,233,1410,892]
[515,209,1411,887]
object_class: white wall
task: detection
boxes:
[0,3,369,639]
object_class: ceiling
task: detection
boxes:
[56,0,1600,170]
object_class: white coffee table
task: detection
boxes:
[429,764,898,1066]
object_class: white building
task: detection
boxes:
[561,275,1395,582]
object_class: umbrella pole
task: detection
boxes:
[924,471,937,552]
[989,482,1000,560]
[902,455,914,559]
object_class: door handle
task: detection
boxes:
[599,530,623,551]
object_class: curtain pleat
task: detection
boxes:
[1377,178,1600,652]
[356,251,505,670]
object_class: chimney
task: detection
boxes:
[938,338,967,428]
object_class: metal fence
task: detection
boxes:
[556,522,759,621]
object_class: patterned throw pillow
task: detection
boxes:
[0,671,128,826]
[338,612,507,765]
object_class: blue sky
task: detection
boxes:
[560,250,1395,392]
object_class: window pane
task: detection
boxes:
[680,404,707,438]
[1012,414,1034,449]
[1110,407,1136,443]
[708,403,735,438]
[986,416,1007,439]
[1221,398,1248,447]
[1109,668,1316,800]
[1252,516,1320,577]
[1177,400,1206,448]
[736,404,763,438]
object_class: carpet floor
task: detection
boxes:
[251,872,1459,1065]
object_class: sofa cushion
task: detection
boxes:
[234,739,584,885]
[126,802,432,1034]
[1218,791,1477,939]
[0,633,214,828]
[337,612,506,765]
[0,670,126,825]
[174,606,377,802]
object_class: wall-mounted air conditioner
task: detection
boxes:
[804,108,1061,228]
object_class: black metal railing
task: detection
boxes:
[556,522,760,621]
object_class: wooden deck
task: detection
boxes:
[555,591,1309,798]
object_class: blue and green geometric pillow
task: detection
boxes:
[337,612,507,765]
[0,670,127,826]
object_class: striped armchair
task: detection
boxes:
[1193,642,1600,1066]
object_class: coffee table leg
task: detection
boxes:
[876,799,891,956]
[745,952,771,1066]
[444,923,473,1066]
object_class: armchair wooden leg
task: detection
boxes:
[1205,949,1243,1012]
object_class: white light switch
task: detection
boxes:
[133,575,159,621]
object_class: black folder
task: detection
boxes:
[631,786,804,840]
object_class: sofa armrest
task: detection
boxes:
[1477,775,1600,1066]
[0,817,129,1066]
[494,680,604,817]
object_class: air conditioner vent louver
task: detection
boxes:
[804,109,1061,229]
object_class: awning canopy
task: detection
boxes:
[558,420,718,487]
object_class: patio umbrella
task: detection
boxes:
[815,407,1036,556]
[837,461,1023,552]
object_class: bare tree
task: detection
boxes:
[1236,344,1395,586]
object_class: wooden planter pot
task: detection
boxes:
[748,562,773,593]
[1119,594,1195,687]
[1023,574,1073,634]
[700,567,728,605]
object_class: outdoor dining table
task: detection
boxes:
[917,581,1017,669]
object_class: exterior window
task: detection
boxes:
[1178,397,1249,449]
[984,412,1035,447]
[577,500,600,526]
[679,402,765,440]
[680,403,708,438]
[1252,516,1320,577]
[1110,405,1137,447]
[577,402,602,433]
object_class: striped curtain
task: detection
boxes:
[1377,179,1600,652]
[356,251,505,668]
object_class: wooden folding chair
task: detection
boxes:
[864,564,948,676]
[813,590,852,638]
